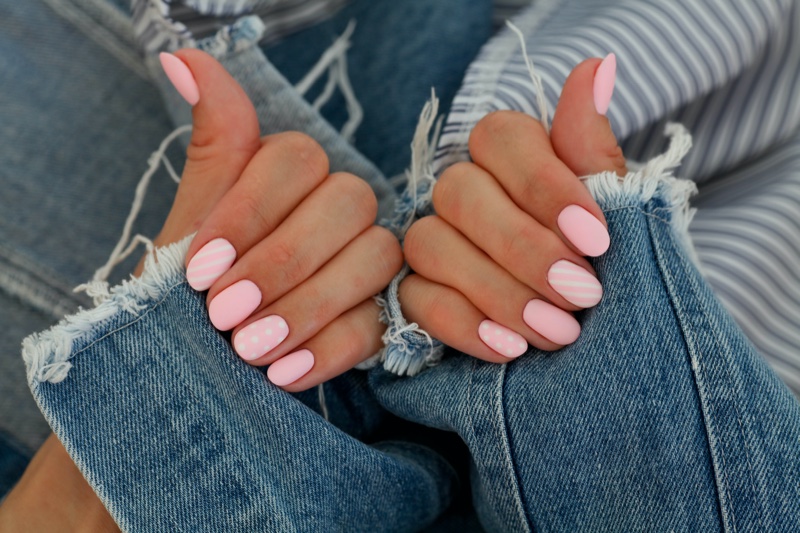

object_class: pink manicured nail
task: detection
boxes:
[558,205,610,257]
[186,238,237,291]
[159,52,200,106]
[593,53,616,115]
[233,315,290,361]
[523,300,581,345]
[267,349,315,386]
[548,260,603,308]
[478,320,528,359]
[208,280,261,331]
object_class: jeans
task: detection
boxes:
[3,0,800,530]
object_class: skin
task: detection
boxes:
[0,56,627,529]
[399,57,627,362]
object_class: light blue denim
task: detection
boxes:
[3,0,800,531]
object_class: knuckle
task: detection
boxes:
[469,110,546,162]
[370,226,403,278]
[331,172,379,223]
[274,131,329,178]
[403,216,440,271]
[502,221,539,265]
[399,276,448,333]
[433,162,472,216]
[270,239,307,287]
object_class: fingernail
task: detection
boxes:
[557,205,610,257]
[233,315,290,361]
[267,349,315,386]
[478,320,528,359]
[523,300,581,345]
[547,260,603,308]
[159,52,200,106]
[186,238,237,291]
[208,280,261,331]
[593,53,616,115]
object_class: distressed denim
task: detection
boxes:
[21,130,800,531]
[4,0,800,531]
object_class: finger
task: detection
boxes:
[551,54,627,177]
[185,131,330,290]
[207,172,377,306]
[404,216,580,349]
[550,54,627,176]
[469,110,610,258]
[400,274,543,363]
[155,50,262,247]
[432,164,602,310]
[270,300,385,391]
[228,226,402,362]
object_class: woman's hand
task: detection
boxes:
[399,55,627,362]
[154,50,402,391]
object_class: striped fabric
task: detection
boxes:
[435,0,800,395]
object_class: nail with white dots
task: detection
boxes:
[478,320,528,359]
[233,315,289,361]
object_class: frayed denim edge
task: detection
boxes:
[21,235,193,385]
[583,122,699,264]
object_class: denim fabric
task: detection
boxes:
[5,0,800,530]
[0,0,180,457]
[22,154,800,531]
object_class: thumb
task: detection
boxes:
[148,50,262,251]
[160,49,262,188]
[550,54,627,177]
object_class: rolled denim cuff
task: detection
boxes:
[376,122,696,377]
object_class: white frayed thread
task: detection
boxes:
[400,90,443,235]
[74,125,191,306]
[294,20,363,142]
[23,236,193,384]
[506,20,550,134]
[372,91,447,375]
[583,123,699,261]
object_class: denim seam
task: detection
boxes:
[467,360,533,532]
[670,224,765,529]
[647,210,764,531]
[42,0,150,79]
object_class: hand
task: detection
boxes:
[399,55,627,361]
[153,50,402,390]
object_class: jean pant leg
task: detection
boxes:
[370,129,800,532]
[22,238,459,532]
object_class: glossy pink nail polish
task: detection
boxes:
[478,320,528,358]
[547,260,603,308]
[593,53,616,115]
[233,315,290,361]
[208,280,261,331]
[186,238,236,291]
[267,349,315,386]
[523,300,581,345]
[159,52,200,106]
[557,205,610,257]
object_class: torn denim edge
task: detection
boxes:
[370,94,446,377]
[22,235,193,385]
[194,15,266,56]
[583,123,699,265]
[375,121,697,377]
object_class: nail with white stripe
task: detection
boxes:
[547,260,603,308]
[186,238,237,291]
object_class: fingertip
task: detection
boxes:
[159,52,200,106]
[551,55,627,177]
[593,53,616,116]
[267,349,315,387]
